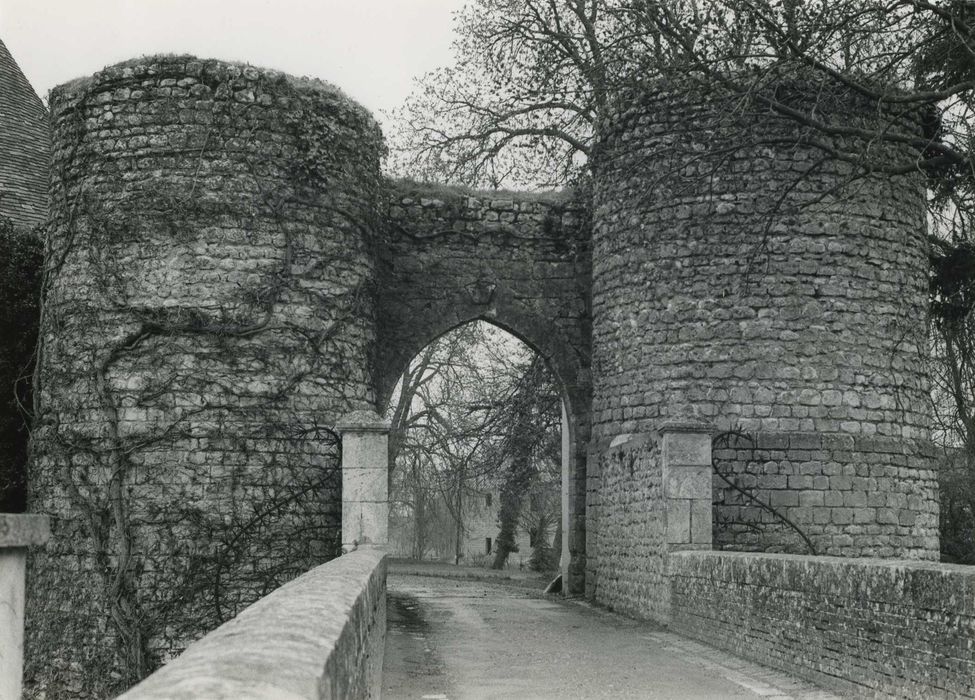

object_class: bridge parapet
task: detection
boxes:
[669,550,975,699]
[117,548,387,700]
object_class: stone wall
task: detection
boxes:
[590,80,938,567]
[380,181,590,411]
[713,432,938,556]
[117,548,387,700]
[27,56,384,697]
[588,425,712,624]
[670,550,975,699]
[587,433,668,623]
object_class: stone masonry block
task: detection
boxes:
[341,434,389,471]
[663,432,711,467]
[357,502,389,546]
[0,514,50,548]
[343,501,389,547]
[689,499,712,545]
[343,468,387,503]
[667,498,691,544]
[342,502,362,547]
[664,465,711,500]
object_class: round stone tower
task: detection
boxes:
[591,80,938,561]
[28,56,383,696]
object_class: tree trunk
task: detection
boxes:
[492,456,531,569]
[412,483,425,560]
[552,516,563,567]
[454,482,463,565]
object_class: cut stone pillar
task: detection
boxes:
[661,423,712,550]
[0,514,50,700]
[336,410,390,552]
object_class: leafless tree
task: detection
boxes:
[386,322,562,565]
[390,0,975,563]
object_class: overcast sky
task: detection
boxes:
[0,0,460,124]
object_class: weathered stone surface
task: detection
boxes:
[342,434,390,473]
[588,80,938,585]
[688,499,711,545]
[343,469,387,503]
[0,514,49,548]
[28,56,383,697]
[117,549,387,700]
[1,548,28,700]
[340,414,389,549]
[711,434,939,556]
[663,465,710,500]
[587,433,671,625]
[342,502,389,548]
[663,433,711,468]
[670,551,975,699]
[336,411,390,434]
[666,498,691,545]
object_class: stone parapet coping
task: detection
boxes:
[658,421,715,434]
[669,549,975,617]
[669,549,975,697]
[670,548,974,570]
[336,410,390,434]
[118,548,388,699]
[0,514,50,548]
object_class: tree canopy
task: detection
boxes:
[389,1,975,190]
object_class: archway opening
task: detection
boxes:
[382,320,568,579]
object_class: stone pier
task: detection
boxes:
[1,514,49,700]
[337,410,391,551]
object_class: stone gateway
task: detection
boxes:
[25,56,939,697]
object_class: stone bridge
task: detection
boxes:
[9,55,966,697]
[113,419,975,699]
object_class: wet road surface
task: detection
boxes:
[382,571,839,700]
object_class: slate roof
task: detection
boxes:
[0,37,50,231]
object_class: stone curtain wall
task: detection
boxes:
[590,81,938,567]
[586,433,668,623]
[670,551,975,699]
[380,181,592,591]
[118,549,387,700]
[380,181,591,410]
[28,57,384,697]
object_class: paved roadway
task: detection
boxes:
[382,569,840,700]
